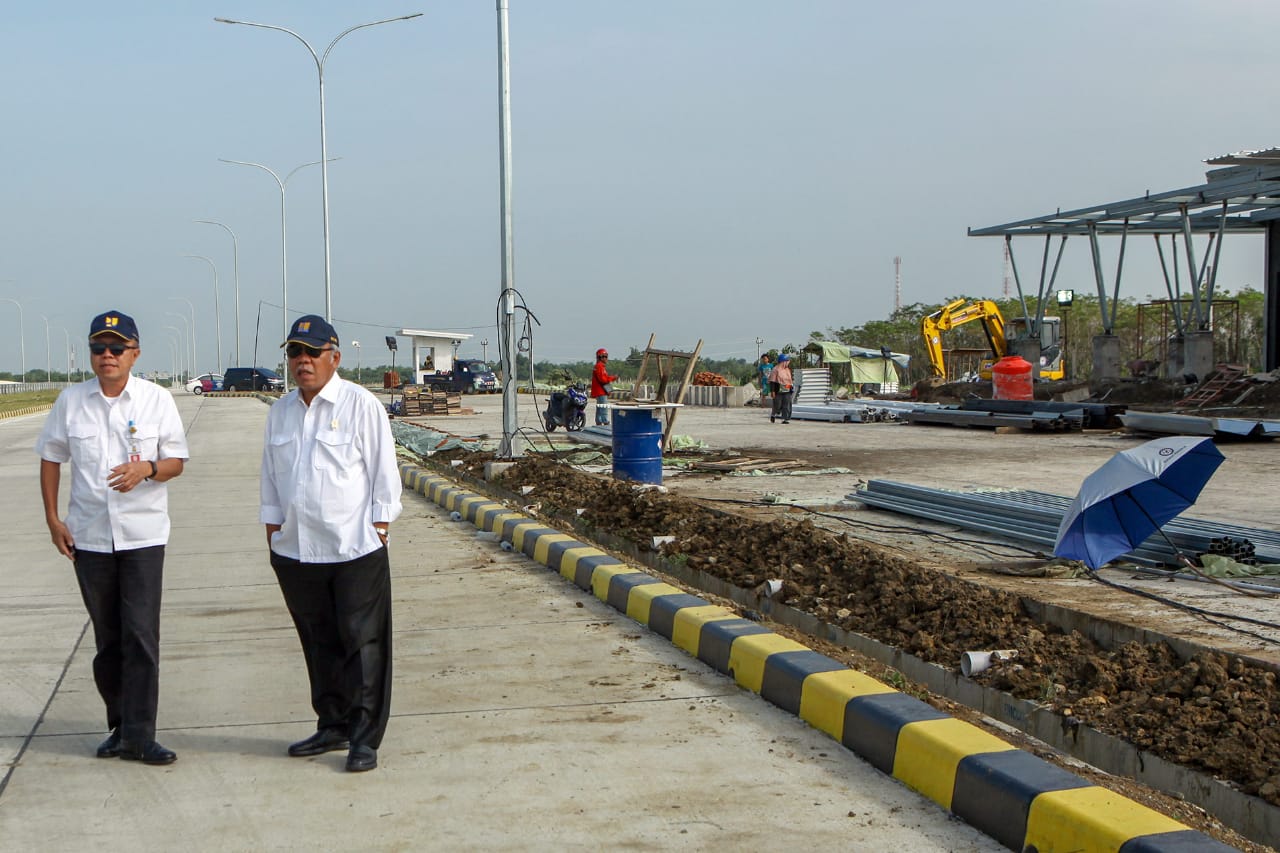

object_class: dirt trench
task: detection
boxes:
[481,454,1280,807]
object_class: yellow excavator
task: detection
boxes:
[921,298,1065,383]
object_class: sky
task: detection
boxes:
[2,1,1279,378]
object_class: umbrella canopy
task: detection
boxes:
[1054,436,1225,570]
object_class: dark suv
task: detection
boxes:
[222,367,285,393]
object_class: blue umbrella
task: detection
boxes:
[1054,436,1225,570]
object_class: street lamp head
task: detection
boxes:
[213,17,240,24]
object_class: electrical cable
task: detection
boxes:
[1085,570,1280,646]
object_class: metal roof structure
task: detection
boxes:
[966,150,1280,368]
[969,149,1280,236]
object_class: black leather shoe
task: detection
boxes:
[288,728,350,757]
[345,745,377,772]
[119,741,177,765]
[95,729,122,759]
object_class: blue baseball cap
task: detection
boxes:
[283,314,340,349]
[778,353,791,362]
[89,310,139,342]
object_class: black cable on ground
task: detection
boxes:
[1086,570,1280,645]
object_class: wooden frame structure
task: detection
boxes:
[630,333,703,450]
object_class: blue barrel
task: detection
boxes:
[611,408,664,484]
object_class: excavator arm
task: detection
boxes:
[920,299,1007,380]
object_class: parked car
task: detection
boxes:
[184,373,223,395]
[222,367,284,393]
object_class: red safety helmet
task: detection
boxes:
[596,348,608,359]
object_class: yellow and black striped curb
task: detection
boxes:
[0,404,54,420]
[399,461,1235,853]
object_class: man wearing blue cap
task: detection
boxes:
[260,314,402,772]
[36,310,189,765]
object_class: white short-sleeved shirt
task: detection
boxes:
[36,376,190,552]
[260,374,403,563]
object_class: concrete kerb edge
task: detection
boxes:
[0,403,54,420]
[395,460,1232,853]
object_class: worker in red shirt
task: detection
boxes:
[590,348,619,426]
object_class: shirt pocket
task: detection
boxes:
[314,430,358,474]
[68,423,101,468]
[268,434,297,475]
[133,423,160,460]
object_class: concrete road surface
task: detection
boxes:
[0,393,999,852]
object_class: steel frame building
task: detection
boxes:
[969,149,1280,371]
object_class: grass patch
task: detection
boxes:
[0,390,60,416]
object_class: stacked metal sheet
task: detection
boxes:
[904,407,1083,431]
[790,399,935,424]
[846,479,1280,567]
[793,368,831,406]
[960,399,1125,429]
[1120,410,1280,441]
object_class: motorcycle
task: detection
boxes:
[544,383,588,432]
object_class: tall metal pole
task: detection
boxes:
[195,219,241,366]
[38,314,51,382]
[214,14,423,322]
[219,158,337,392]
[164,326,188,382]
[496,0,520,458]
[60,327,72,382]
[0,297,25,380]
[164,311,191,381]
[184,255,222,374]
[169,297,197,379]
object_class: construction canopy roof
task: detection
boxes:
[808,341,911,370]
[968,148,1280,236]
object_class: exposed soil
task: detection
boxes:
[480,455,1280,811]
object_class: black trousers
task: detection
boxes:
[271,547,393,750]
[73,546,165,744]
[771,390,793,421]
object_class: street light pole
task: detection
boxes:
[0,297,25,381]
[164,311,191,381]
[164,326,187,382]
[195,219,241,366]
[60,327,73,383]
[38,313,51,382]
[351,340,361,385]
[214,13,423,322]
[219,158,338,393]
[183,255,222,373]
[168,297,197,379]
[481,338,488,362]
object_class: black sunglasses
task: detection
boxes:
[286,343,333,359]
[89,342,138,356]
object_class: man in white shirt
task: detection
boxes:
[36,310,188,765]
[261,314,402,773]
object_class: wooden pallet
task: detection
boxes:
[692,457,805,472]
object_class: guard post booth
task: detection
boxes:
[396,329,474,386]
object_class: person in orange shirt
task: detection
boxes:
[589,348,619,426]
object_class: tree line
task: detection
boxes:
[4,288,1263,387]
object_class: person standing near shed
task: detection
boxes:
[590,347,618,426]
[36,310,188,765]
[769,353,794,424]
[261,315,402,773]
[758,353,774,402]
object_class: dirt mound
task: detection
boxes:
[495,455,1280,805]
